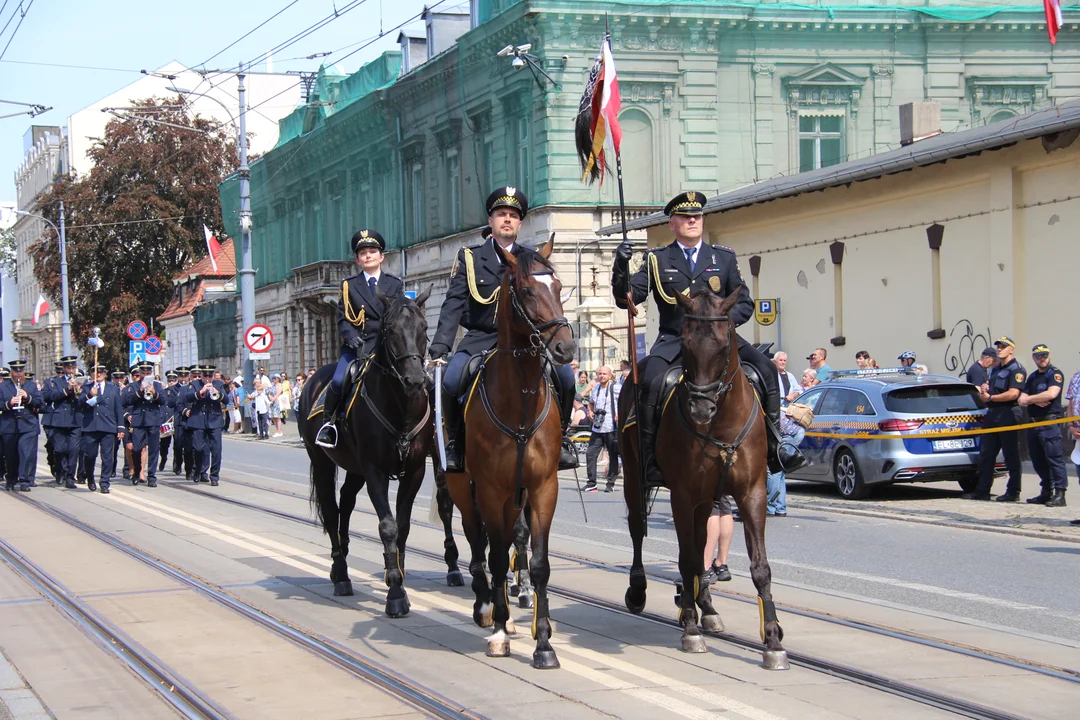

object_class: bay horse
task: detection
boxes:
[299,288,463,616]
[618,288,788,670]
[443,240,575,669]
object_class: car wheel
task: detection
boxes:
[958,475,979,493]
[833,450,870,500]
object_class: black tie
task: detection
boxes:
[779,371,791,396]
[368,277,377,294]
[683,247,695,272]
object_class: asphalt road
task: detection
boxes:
[216,433,1080,645]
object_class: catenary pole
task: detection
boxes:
[237,65,256,394]
[59,200,71,357]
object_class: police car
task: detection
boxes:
[788,367,997,499]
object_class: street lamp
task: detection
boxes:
[14,203,71,357]
[168,80,255,395]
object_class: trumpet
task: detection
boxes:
[208,385,222,402]
[141,376,156,401]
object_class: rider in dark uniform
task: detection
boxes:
[611,191,807,487]
[315,229,405,448]
[429,186,578,472]
[966,336,1027,501]
[1020,343,1067,507]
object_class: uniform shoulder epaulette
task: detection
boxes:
[381,272,402,283]
[710,243,736,254]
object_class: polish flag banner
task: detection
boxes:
[204,225,221,273]
[32,294,50,325]
[1045,0,1063,44]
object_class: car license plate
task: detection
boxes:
[932,438,974,452]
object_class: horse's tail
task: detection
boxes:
[308,450,338,530]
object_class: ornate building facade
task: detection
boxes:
[219,0,1079,372]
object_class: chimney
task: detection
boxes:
[900,102,941,146]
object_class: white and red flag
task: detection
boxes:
[576,34,623,186]
[31,294,50,325]
[204,225,221,272]
[1045,0,1063,44]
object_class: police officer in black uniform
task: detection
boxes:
[1020,343,1067,507]
[123,362,166,486]
[0,360,43,492]
[429,186,578,472]
[43,355,82,488]
[965,336,1027,501]
[181,364,226,484]
[316,229,405,448]
[78,364,124,494]
[611,191,807,487]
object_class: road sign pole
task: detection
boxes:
[776,297,783,352]
[237,66,256,396]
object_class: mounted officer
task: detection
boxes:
[78,364,124,494]
[429,186,578,472]
[0,360,43,492]
[122,361,166,487]
[611,191,807,487]
[316,229,405,448]
[182,364,227,485]
[43,354,82,489]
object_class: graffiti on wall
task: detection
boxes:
[942,319,992,376]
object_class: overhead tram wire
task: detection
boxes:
[0,0,34,61]
[242,0,370,73]
[0,0,22,40]
[196,0,306,70]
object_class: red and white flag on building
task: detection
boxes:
[204,225,221,273]
[575,34,623,186]
[1045,0,1063,44]
[31,294,50,325]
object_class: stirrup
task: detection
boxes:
[315,422,338,448]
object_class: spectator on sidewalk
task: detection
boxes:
[1019,344,1067,507]
[807,348,833,381]
[616,359,631,389]
[268,374,284,437]
[773,352,801,406]
[855,350,871,369]
[703,496,734,584]
[898,350,917,368]
[966,347,997,386]
[767,410,807,517]
[801,367,819,390]
[575,369,593,402]
[253,383,270,439]
[584,366,621,492]
[293,374,305,413]
[279,373,292,425]
[1066,367,1080,526]
[229,382,245,433]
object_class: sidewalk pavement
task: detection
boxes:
[224,412,304,448]
[0,649,49,720]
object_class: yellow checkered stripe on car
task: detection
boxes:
[919,414,983,426]
[808,420,879,433]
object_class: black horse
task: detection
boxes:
[298,288,463,616]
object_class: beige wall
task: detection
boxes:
[645,136,1080,377]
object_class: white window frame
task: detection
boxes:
[797,111,844,172]
[446,149,460,229]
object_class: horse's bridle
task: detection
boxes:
[505,273,572,358]
[681,312,737,405]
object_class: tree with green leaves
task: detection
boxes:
[31,98,237,370]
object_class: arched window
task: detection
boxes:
[618,108,654,204]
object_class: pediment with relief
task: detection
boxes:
[784,63,866,88]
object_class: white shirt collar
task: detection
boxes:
[491,238,515,263]
[677,239,703,259]
[363,270,381,283]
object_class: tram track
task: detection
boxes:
[14,494,485,720]
[161,479,1059,720]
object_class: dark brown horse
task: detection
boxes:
[443,240,575,669]
[618,288,788,670]
[299,288,464,616]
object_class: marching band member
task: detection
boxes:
[182,364,226,485]
[79,364,125,494]
[122,361,166,487]
[0,360,43,492]
[158,369,179,471]
[43,355,82,489]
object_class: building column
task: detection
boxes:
[752,64,775,181]
[872,64,894,154]
[926,223,946,340]
[829,241,845,347]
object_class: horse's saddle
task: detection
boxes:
[622,363,767,430]
[307,357,370,421]
[459,350,558,418]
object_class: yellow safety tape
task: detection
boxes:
[805,414,1080,440]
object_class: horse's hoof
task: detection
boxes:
[486,632,510,657]
[701,614,725,634]
[473,603,494,628]
[681,634,708,654]
[532,650,560,670]
[509,582,520,597]
[761,650,790,671]
[446,570,465,587]
[505,617,517,636]
[333,580,353,597]
[624,587,646,615]
[385,594,411,618]
[518,592,533,609]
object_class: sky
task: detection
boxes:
[1,0,461,200]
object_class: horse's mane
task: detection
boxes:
[512,246,556,282]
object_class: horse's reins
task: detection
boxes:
[362,305,431,468]
[676,310,760,500]
[483,271,570,508]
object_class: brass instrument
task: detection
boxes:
[208,384,222,402]
[141,375,156,401]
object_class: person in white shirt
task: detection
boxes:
[584,366,622,492]
[772,352,801,406]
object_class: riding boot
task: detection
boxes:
[556,375,579,470]
[315,385,341,448]
[767,397,806,474]
[442,391,465,472]
[638,403,665,488]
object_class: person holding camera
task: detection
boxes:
[584,365,621,493]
